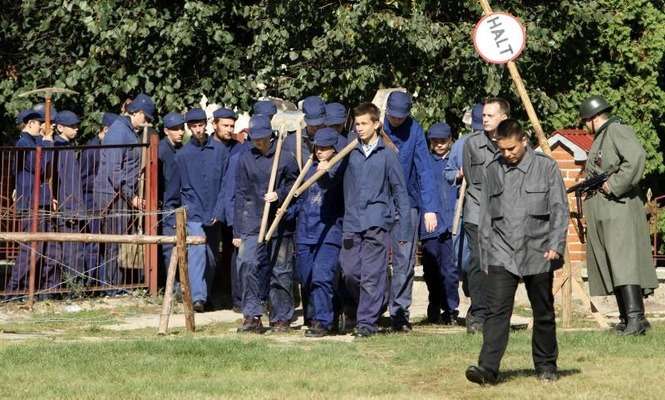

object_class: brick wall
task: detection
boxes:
[550,144,586,267]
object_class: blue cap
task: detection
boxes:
[428,122,452,139]
[102,112,119,127]
[185,108,207,123]
[324,103,346,126]
[313,127,339,147]
[54,110,80,126]
[126,93,156,121]
[472,103,483,131]
[16,109,39,124]
[253,100,277,117]
[249,115,273,139]
[163,112,185,129]
[212,107,237,120]
[386,91,412,119]
[302,96,326,126]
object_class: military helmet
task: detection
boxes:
[579,95,611,120]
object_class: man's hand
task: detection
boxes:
[264,192,278,203]
[601,181,611,194]
[51,198,58,211]
[317,160,330,171]
[424,212,438,233]
[232,238,242,248]
[456,168,464,180]
[543,250,561,261]
[131,196,145,210]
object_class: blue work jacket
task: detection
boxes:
[93,116,142,201]
[383,116,440,214]
[217,139,249,227]
[158,137,181,226]
[294,160,344,246]
[342,137,411,241]
[80,136,100,197]
[53,136,84,217]
[14,132,52,209]
[419,153,458,240]
[175,135,229,225]
[443,136,466,188]
[233,140,298,238]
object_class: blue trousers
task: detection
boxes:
[7,215,57,293]
[453,222,471,272]
[93,192,128,288]
[240,235,295,323]
[158,217,176,289]
[389,207,420,325]
[421,233,459,314]
[340,227,388,332]
[186,221,221,303]
[295,242,340,329]
[46,221,86,290]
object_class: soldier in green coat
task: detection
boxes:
[579,95,658,336]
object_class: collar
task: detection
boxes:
[20,131,40,143]
[189,135,214,149]
[502,146,533,173]
[430,151,449,161]
[251,139,277,159]
[480,132,497,152]
[355,135,384,155]
[595,116,620,136]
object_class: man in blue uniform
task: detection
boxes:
[284,95,326,170]
[420,123,459,324]
[211,107,247,311]
[324,102,348,135]
[157,112,185,287]
[294,127,345,337]
[383,91,440,332]
[7,109,53,293]
[234,115,299,333]
[81,112,117,283]
[93,93,155,288]
[253,100,277,119]
[340,103,411,338]
[175,108,229,312]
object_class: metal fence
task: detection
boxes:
[0,135,160,301]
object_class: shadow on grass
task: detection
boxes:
[499,368,582,383]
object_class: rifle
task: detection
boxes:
[566,165,619,243]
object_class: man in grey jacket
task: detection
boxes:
[466,119,568,385]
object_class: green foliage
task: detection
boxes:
[1,0,663,177]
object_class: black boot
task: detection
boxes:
[617,285,647,336]
[613,289,627,333]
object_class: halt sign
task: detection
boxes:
[472,12,526,64]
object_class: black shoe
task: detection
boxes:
[270,320,291,333]
[237,316,264,334]
[466,320,483,334]
[617,285,646,336]
[465,365,497,385]
[232,306,242,314]
[192,301,205,313]
[536,369,559,382]
[427,304,442,324]
[441,310,460,326]
[613,289,627,333]
[305,321,329,338]
[391,322,412,333]
[353,327,375,338]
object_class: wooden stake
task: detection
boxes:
[158,250,179,335]
[258,127,286,243]
[452,178,467,236]
[265,155,314,241]
[176,208,195,332]
[293,138,357,197]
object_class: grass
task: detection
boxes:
[1,321,664,399]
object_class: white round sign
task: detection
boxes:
[472,12,526,64]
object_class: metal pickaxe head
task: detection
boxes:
[17,87,79,99]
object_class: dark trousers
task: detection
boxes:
[295,242,341,329]
[94,192,127,287]
[46,221,86,290]
[158,217,176,289]
[479,267,558,374]
[463,222,488,323]
[240,234,295,323]
[340,227,388,332]
[7,216,55,293]
[218,224,239,310]
[421,233,459,314]
[388,207,420,325]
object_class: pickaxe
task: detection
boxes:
[18,87,79,137]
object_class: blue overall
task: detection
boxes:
[383,116,440,326]
[158,137,181,285]
[234,140,298,322]
[443,136,471,272]
[218,139,249,309]
[294,161,344,330]
[80,136,103,283]
[175,135,229,304]
[340,138,411,332]
[7,132,53,292]
[93,116,142,287]
[420,152,459,316]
